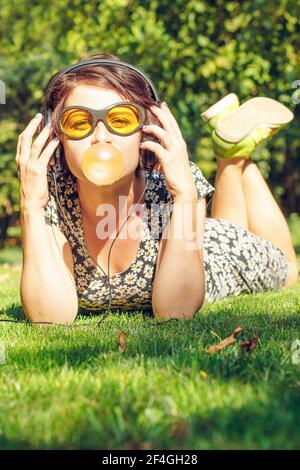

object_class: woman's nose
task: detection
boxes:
[92,120,113,142]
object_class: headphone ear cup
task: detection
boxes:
[37,109,50,134]
[45,108,52,127]
[140,134,160,171]
[141,133,160,145]
[43,108,60,168]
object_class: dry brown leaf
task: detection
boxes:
[199,370,208,378]
[240,336,259,354]
[169,420,189,444]
[117,331,127,353]
[207,327,242,354]
[122,440,153,450]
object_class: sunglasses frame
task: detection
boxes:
[58,101,146,140]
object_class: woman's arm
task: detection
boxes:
[20,204,78,324]
[140,102,211,320]
[16,113,78,324]
[152,196,206,320]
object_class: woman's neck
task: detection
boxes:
[77,170,146,226]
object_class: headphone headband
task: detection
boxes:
[44,59,160,120]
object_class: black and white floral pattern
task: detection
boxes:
[203,218,288,302]
[44,155,288,315]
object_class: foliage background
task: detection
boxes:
[0,0,300,247]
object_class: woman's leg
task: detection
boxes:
[211,157,248,228]
[242,160,298,286]
[211,157,298,286]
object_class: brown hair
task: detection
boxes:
[43,51,161,175]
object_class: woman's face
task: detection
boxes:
[60,84,143,183]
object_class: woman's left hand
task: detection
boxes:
[140,102,198,201]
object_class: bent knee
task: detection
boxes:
[284,262,299,287]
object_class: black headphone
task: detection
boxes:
[42,59,161,125]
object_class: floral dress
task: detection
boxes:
[44,158,288,316]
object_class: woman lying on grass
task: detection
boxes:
[16,52,298,324]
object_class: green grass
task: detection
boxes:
[0,223,300,450]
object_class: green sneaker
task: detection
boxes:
[201,93,240,130]
[201,95,294,159]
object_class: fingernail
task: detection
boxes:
[34,112,42,118]
[163,101,168,108]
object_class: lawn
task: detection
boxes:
[0,225,300,450]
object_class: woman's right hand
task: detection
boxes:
[16,113,61,210]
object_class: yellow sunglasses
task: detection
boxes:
[58,101,146,140]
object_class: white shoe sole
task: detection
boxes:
[201,93,239,122]
[216,97,294,143]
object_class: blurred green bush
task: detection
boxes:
[0,0,299,246]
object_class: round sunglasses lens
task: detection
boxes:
[60,109,93,138]
[106,105,141,134]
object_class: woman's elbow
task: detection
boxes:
[153,296,204,321]
[22,302,78,325]
[24,312,77,326]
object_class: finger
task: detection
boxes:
[30,124,54,160]
[19,113,44,162]
[161,102,184,141]
[16,161,21,179]
[20,112,44,136]
[142,124,172,149]
[39,137,60,165]
[150,104,182,141]
[153,162,163,173]
[139,140,168,163]
[15,137,22,165]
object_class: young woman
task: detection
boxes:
[16,52,298,324]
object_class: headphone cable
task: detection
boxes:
[51,168,149,326]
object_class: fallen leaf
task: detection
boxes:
[240,336,259,354]
[199,370,208,378]
[207,327,242,354]
[122,441,153,450]
[170,420,189,444]
[117,331,127,353]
